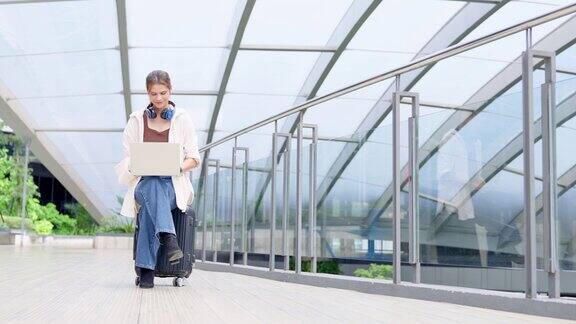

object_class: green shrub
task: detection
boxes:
[1,132,124,237]
[289,258,342,275]
[2,215,34,231]
[0,135,80,236]
[353,263,393,279]
[95,216,134,234]
[27,199,76,234]
[0,145,39,219]
[317,259,342,275]
[33,219,53,235]
[64,203,97,235]
[0,222,8,231]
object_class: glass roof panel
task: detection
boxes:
[197,130,208,148]
[0,50,122,98]
[64,163,124,194]
[557,41,576,71]
[236,131,274,163]
[411,55,508,106]
[42,132,123,165]
[348,0,464,53]
[459,22,571,64]
[530,0,576,4]
[242,0,352,47]
[131,94,215,132]
[129,48,225,92]
[127,0,239,47]
[304,98,376,138]
[227,50,321,96]
[0,0,118,55]
[317,50,411,99]
[459,2,571,44]
[18,94,125,130]
[413,2,572,106]
[339,80,394,101]
[216,93,299,133]
[206,130,236,162]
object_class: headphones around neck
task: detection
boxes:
[146,101,176,120]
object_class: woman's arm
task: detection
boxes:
[115,116,139,185]
[180,114,201,174]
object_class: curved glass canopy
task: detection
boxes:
[0,0,575,248]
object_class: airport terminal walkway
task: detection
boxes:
[0,246,570,324]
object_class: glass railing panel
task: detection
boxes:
[195,54,576,297]
[421,85,532,272]
[550,78,576,293]
[558,187,576,271]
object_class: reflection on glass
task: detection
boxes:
[433,128,487,266]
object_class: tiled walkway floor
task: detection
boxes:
[0,246,571,323]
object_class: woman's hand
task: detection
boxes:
[180,158,199,174]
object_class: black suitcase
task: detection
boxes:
[133,207,196,287]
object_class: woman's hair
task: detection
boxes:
[146,70,172,91]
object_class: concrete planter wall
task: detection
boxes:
[93,233,133,249]
[0,230,10,245]
[0,231,133,249]
[9,232,94,248]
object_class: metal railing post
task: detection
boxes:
[303,124,318,273]
[230,138,238,266]
[271,133,292,271]
[201,165,208,262]
[522,28,537,299]
[270,133,277,271]
[392,89,420,284]
[234,147,250,266]
[532,49,559,298]
[295,111,303,274]
[392,77,402,284]
[407,93,420,284]
[206,159,220,262]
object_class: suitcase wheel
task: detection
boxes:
[135,276,140,286]
[173,277,184,287]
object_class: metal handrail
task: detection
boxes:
[198,3,576,153]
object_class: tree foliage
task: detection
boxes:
[353,263,393,279]
[0,129,75,235]
[1,125,130,235]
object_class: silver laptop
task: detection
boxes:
[129,143,182,176]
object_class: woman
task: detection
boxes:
[115,70,201,288]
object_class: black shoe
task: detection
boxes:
[139,267,155,289]
[160,232,183,265]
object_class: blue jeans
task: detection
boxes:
[134,176,177,270]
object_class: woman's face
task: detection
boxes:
[147,84,171,110]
